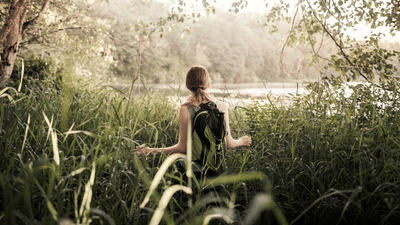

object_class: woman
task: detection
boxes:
[134,65,252,158]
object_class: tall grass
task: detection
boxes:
[0,81,180,224]
[1,77,399,224]
[242,81,400,224]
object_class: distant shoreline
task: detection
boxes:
[112,80,312,91]
[110,80,369,100]
[110,81,313,100]
[210,81,309,90]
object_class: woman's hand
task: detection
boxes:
[240,136,252,147]
[131,145,151,159]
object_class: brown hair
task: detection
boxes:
[182,65,213,106]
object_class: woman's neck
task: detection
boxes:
[187,99,213,107]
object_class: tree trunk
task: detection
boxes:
[0,0,26,89]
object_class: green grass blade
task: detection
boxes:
[140,153,187,208]
[149,185,192,225]
[20,114,30,156]
[31,166,59,222]
[90,208,116,225]
[203,171,271,192]
[18,58,24,93]
[79,162,96,225]
[203,213,234,225]
[244,193,288,225]
[51,131,60,166]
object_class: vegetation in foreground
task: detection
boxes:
[1,77,400,225]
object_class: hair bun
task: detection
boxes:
[190,87,205,92]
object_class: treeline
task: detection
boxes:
[93,1,330,84]
[10,0,400,86]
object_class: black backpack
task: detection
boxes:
[191,102,226,177]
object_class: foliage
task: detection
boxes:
[243,80,400,224]
[2,0,400,224]
[9,53,65,93]
[0,0,122,89]
[93,0,400,85]
[0,79,180,224]
[2,0,400,88]
[0,77,287,224]
[262,0,400,89]
[1,75,400,224]
[88,0,331,84]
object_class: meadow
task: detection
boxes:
[1,78,400,225]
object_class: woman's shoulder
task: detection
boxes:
[215,100,227,110]
[178,105,191,118]
[179,104,190,111]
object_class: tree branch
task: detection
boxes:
[110,35,148,47]
[302,11,325,77]
[20,27,82,46]
[279,5,299,78]
[19,0,29,33]
[0,0,26,44]
[22,0,50,33]
[305,0,373,83]
[25,16,77,35]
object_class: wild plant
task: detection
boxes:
[1,76,399,224]
[242,80,400,224]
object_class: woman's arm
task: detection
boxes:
[218,102,252,149]
[134,105,190,157]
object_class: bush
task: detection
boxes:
[10,53,64,92]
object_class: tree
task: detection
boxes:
[0,0,122,90]
[0,0,51,89]
[261,0,400,89]
[0,0,86,89]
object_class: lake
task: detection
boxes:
[113,81,310,106]
[113,81,364,106]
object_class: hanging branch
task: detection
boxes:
[25,15,78,35]
[279,6,299,79]
[305,0,373,84]
[22,0,51,34]
[301,10,329,79]
[20,27,82,46]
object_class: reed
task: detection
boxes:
[1,78,399,224]
[242,81,400,224]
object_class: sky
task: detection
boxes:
[157,0,399,43]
